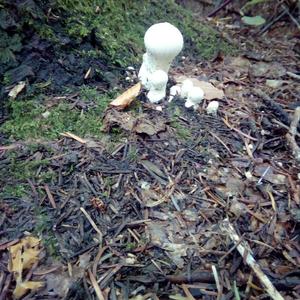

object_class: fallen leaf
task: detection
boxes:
[8,236,43,298]
[140,160,168,184]
[103,109,166,136]
[229,57,251,69]
[242,15,266,26]
[147,222,190,268]
[14,281,44,299]
[141,189,165,207]
[175,76,224,100]
[8,81,26,99]
[44,265,85,298]
[250,62,286,78]
[134,118,166,135]
[254,164,286,185]
[9,236,41,276]
[110,82,141,109]
[266,79,283,89]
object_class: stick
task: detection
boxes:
[80,207,103,243]
[208,0,233,17]
[88,269,105,300]
[220,219,284,300]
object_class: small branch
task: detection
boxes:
[220,219,284,300]
[80,207,103,243]
[207,0,233,17]
[286,71,300,81]
[88,269,105,300]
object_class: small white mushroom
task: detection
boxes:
[138,22,183,97]
[147,70,168,103]
[185,87,204,110]
[168,85,181,102]
[206,100,219,115]
[180,79,193,98]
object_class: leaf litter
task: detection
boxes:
[1,6,300,300]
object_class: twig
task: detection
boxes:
[281,4,300,30]
[220,219,284,300]
[208,130,233,155]
[181,284,196,300]
[80,207,103,243]
[286,71,300,81]
[44,184,57,209]
[286,107,300,162]
[88,269,105,300]
[92,246,108,277]
[272,118,300,138]
[258,9,287,35]
[60,131,87,144]
[212,265,222,300]
[208,0,233,17]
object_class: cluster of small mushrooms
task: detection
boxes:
[138,22,219,115]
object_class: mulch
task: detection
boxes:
[1,9,300,300]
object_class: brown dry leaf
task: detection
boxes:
[249,62,286,78]
[134,118,166,136]
[14,281,44,299]
[141,189,165,207]
[253,164,286,184]
[175,75,224,100]
[8,81,26,99]
[110,82,141,109]
[103,109,166,136]
[147,222,189,268]
[102,110,135,132]
[229,56,251,69]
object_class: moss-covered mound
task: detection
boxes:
[0,0,234,141]
[1,0,233,81]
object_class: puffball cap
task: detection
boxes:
[188,87,204,103]
[144,22,184,60]
[150,70,168,88]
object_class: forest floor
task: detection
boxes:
[1,2,300,300]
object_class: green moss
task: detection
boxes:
[1,184,28,198]
[1,87,111,140]
[7,157,51,181]
[169,107,192,140]
[34,211,60,257]
[171,120,192,140]
[126,242,136,251]
[127,145,138,162]
[55,0,235,66]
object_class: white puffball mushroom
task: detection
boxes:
[168,85,181,102]
[138,22,183,94]
[185,87,204,110]
[147,70,168,103]
[206,101,219,115]
[180,79,193,98]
